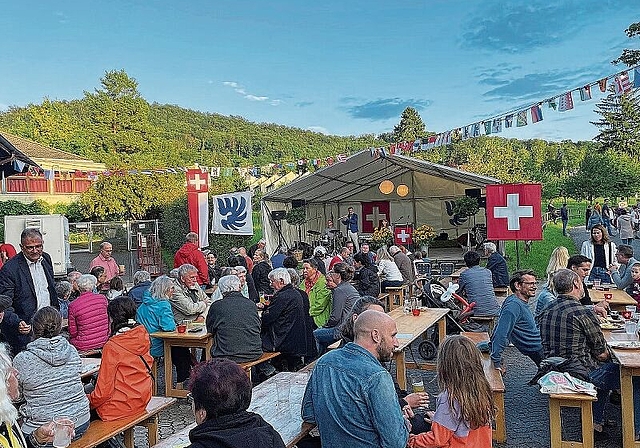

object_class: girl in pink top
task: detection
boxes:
[408,335,494,448]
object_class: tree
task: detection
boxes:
[591,87,640,158]
[83,70,155,154]
[563,151,640,201]
[392,107,426,142]
[612,22,640,66]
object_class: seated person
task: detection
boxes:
[376,248,404,292]
[55,280,73,319]
[68,274,110,352]
[206,275,263,363]
[353,252,380,297]
[128,270,152,306]
[107,276,124,300]
[483,242,509,287]
[186,358,285,448]
[89,266,109,294]
[625,262,640,310]
[457,251,500,317]
[13,307,90,439]
[88,296,153,421]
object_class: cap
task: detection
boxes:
[0,295,12,313]
[314,246,327,255]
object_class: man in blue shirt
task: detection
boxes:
[341,206,359,252]
[457,251,500,316]
[490,270,544,375]
[302,310,409,448]
[608,244,638,290]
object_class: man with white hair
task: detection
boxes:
[484,242,509,287]
[261,268,308,367]
[170,264,210,324]
[128,270,152,306]
[206,275,263,362]
[388,245,414,285]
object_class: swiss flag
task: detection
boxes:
[394,225,413,246]
[486,183,542,241]
[361,201,390,233]
[186,169,210,247]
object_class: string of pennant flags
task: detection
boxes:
[14,66,639,180]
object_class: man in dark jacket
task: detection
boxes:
[128,270,152,306]
[260,268,307,365]
[483,242,509,287]
[0,228,58,353]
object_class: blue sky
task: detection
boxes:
[1,1,637,142]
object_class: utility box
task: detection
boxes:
[4,214,72,277]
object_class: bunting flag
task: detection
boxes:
[462,126,470,140]
[472,123,481,137]
[530,105,543,123]
[547,98,557,110]
[599,78,608,92]
[336,153,347,163]
[491,118,502,133]
[516,111,527,127]
[186,169,209,247]
[579,85,592,101]
[614,71,632,95]
[504,114,513,128]
[635,67,640,88]
[483,121,492,135]
[557,92,574,112]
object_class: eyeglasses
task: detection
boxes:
[22,244,43,251]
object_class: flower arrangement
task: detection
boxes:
[370,226,393,250]
[413,225,437,246]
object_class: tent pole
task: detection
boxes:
[411,170,417,228]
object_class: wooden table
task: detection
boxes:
[590,287,637,310]
[451,267,466,280]
[389,307,449,389]
[604,330,640,447]
[154,372,314,448]
[81,358,101,379]
[150,328,213,398]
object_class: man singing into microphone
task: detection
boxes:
[341,206,359,252]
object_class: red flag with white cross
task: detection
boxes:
[394,225,413,246]
[186,169,210,247]
[361,201,390,233]
[486,183,542,241]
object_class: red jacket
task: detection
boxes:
[174,242,209,286]
[89,325,153,421]
[68,291,109,352]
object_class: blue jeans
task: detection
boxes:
[313,327,338,355]
[588,267,612,284]
[562,219,568,235]
[602,216,614,236]
[589,362,620,425]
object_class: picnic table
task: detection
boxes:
[590,286,637,311]
[603,330,640,447]
[389,307,449,389]
[150,327,213,398]
[153,372,314,448]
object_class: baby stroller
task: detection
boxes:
[414,278,483,359]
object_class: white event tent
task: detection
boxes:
[260,150,500,254]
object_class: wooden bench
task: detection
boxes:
[78,349,102,358]
[68,396,176,448]
[238,352,281,381]
[385,286,405,311]
[298,359,317,374]
[461,332,506,443]
[548,393,597,448]
[469,315,497,336]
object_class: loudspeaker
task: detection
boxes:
[465,188,481,198]
[291,199,306,208]
[271,210,287,221]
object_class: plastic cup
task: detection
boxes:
[412,308,421,316]
[593,279,601,289]
[118,264,125,274]
[177,324,187,333]
[626,320,638,341]
[411,375,425,393]
[52,416,76,448]
[275,377,290,404]
[627,305,637,313]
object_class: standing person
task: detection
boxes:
[587,208,603,230]
[13,307,90,440]
[483,242,509,287]
[185,359,286,448]
[301,259,332,329]
[341,207,359,252]
[608,244,638,290]
[536,246,570,315]
[206,275,262,363]
[617,209,634,245]
[0,228,58,353]
[560,203,569,236]
[88,297,153,421]
[247,239,265,259]
[67,274,109,352]
[313,263,359,354]
[376,247,404,292]
[602,198,615,236]
[302,310,409,448]
[408,336,493,448]
[585,204,592,230]
[238,247,254,274]
[89,241,122,282]
[457,251,500,317]
[251,249,273,295]
[581,224,616,284]
[205,253,222,287]
[490,270,544,374]
[174,232,209,287]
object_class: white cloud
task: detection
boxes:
[223,81,239,88]
[270,99,283,106]
[222,81,282,105]
[245,95,268,102]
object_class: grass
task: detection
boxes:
[503,221,578,278]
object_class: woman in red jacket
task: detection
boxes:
[68,274,109,352]
[88,296,153,421]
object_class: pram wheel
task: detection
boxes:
[418,340,438,360]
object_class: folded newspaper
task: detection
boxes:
[537,371,597,397]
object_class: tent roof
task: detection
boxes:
[0,133,41,177]
[263,150,500,204]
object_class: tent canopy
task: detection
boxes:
[261,150,500,253]
[0,133,40,177]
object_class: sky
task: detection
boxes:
[1,1,638,143]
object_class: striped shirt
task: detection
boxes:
[537,294,607,372]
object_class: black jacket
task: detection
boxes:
[187,411,286,448]
[354,265,380,297]
[261,284,307,356]
[251,261,273,294]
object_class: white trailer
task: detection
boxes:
[4,214,72,277]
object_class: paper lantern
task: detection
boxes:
[379,180,394,195]
[397,184,409,197]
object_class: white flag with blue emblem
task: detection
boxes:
[212,191,253,235]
